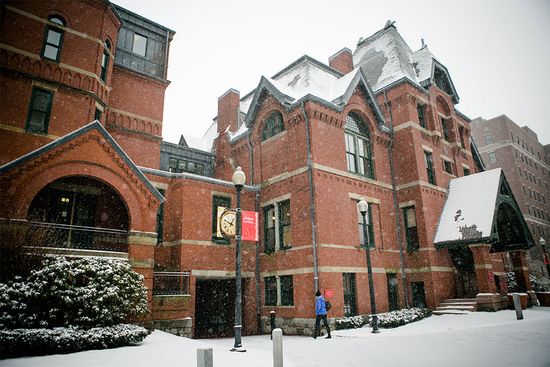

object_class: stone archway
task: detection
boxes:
[27,175,130,252]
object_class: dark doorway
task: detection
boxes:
[449,247,478,298]
[342,273,357,317]
[411,282,426,308]
[387,273,399,311]
[195,279,243,338]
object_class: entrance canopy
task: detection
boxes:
[434,168,533,252]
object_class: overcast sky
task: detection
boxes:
[114,0,550,145]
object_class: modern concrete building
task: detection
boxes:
[471,115,550,285]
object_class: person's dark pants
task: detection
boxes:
[314,314,331,338]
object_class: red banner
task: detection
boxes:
[324,289,334,299]
[241,211,259,241]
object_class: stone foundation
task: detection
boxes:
[260,316,335,336]
[476,293,508,311]
[152,317,193,338]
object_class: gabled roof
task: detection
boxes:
[434,168,533,251]
[0,121,164,203]
[243,58,387,131]
[354,23,459,103]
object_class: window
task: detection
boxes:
[424,151,436,185]
[403,206,419,251]
[387,273,399,311]
[168,157,205,175]
[345,113,374,178]
[463,167,470,176]
[411,282,426,308]
[343,273,357,317]
[442,159,454,175]
[212,195,231,243]
[42,16,65,61]
[100,40,111,82]
[132,33,147,57]
[262,111,284,141]
[458,126,466,147]
[263,199,291,253]
[156,189,165,244]
[441,118,452,141]
[484,133,494,145]
[417,104,427,129]
[487,151,497,163]
[264,275,293,306]
[26,88,53,133]
[357,202,375,248]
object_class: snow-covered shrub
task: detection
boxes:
[335,315,366,330]
[0,324,148,358]
[368,308,431,329]
[0,257,148,329]
[506,272,546,292]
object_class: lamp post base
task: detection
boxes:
[371,314,380,333]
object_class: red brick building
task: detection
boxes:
[0,2,536,338]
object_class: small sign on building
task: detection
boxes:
[324,289,334,299]
[241,211,259,241]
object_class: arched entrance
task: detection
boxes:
[449,246,478,298]
[28,176,129,252]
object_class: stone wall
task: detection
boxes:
[260,316,335,337]
[152,317,193,338]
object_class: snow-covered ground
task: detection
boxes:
[2,308,550,367]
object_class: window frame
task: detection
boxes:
[212,195,231,244]
[264,275,294,306]
[403,206,419,251]
[41,16,65,62]
[424,151,436,185]
[263,199,291,253]
[132,33,148,57]
[345,113,375,179]
[261,111,285,141]
[417,104,427,129]
[25,87,53,134]
[100,40,111,82]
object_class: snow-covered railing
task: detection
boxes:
[0,218,129,252]
[153,271,191,296]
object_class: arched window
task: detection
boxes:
[42,16,66,62]
[262,111,284,141]
[345,113,374,178]
[100,39,111,82]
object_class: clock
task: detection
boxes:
[219,209,237,237]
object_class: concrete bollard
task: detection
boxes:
[512,293,523,320]
[197,347,213,367]
[272,328,283,367]
[270,311,276,340]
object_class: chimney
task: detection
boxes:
[217,88,240,134]
[329,48,353,74]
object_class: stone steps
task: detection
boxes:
[433,298,477,315]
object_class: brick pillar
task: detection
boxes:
[128,230,157,320]
[468,244,496,293]
[509,250,532,292]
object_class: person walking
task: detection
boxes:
[313,290,331,339]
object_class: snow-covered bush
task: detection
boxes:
[0,257,148,329]
[370,308,431,328]
[336,308,431,330]
[335,315,366,330]
[0,324,148,358]
[506,272,546,292]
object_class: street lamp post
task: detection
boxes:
[231,166,246,352]
[540,237,550,278]
[358,198,379,333]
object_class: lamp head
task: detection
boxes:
[232,166,246,187]
[357,198,368,214]
[540,237,546,246]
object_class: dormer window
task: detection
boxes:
[42,16,66,62]
[132,33,147,57]
[345,113,374,179]
[262,111,284,141]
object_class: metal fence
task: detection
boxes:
[1,219,129,252]
[153,271,191,296]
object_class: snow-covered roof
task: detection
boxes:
[181,121,218,152]
[434,168,502,245]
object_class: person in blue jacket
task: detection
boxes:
[313,290,331,339]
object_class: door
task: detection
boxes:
[449,247,478,298]
[343,273,357,317]
[387,273,399,311]
[411,282,426,308]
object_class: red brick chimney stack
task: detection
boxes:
[217,88,240,134]
[328,48,354,74]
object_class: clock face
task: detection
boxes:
[220,210,236,237]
